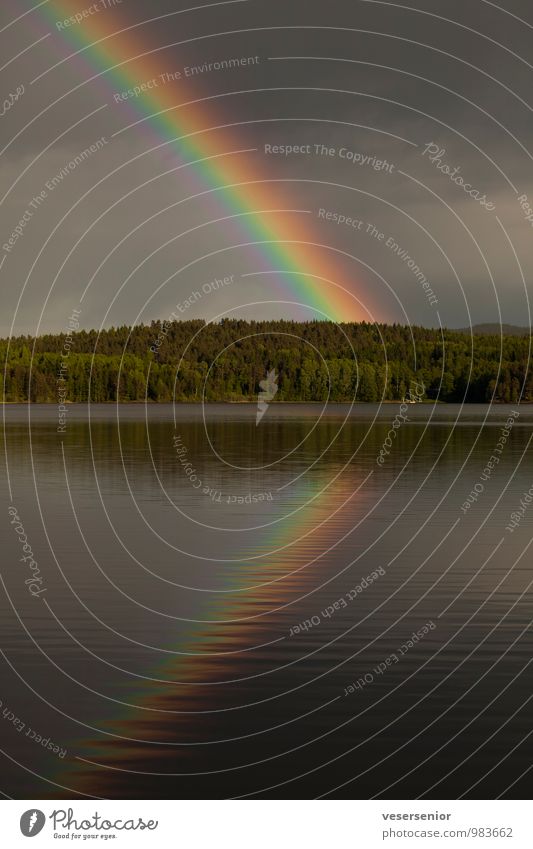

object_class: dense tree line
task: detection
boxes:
[1,319,532,403]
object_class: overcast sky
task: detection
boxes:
[1,0,533,334]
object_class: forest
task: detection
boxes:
[1,319,531,403]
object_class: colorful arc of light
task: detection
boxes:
[33,0,371,322]
[60,470,358,795]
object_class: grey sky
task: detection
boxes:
[1,0,533,334]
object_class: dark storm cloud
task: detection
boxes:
[1,0,533,332]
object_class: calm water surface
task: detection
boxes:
[1,403,533,798]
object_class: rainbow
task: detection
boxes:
[17,2,373,796]
[29,0,373,322]
[57,467,361,796]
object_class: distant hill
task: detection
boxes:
[456,324,531,336]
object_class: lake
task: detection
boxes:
[2,403,533,799]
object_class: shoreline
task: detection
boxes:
[0,400,527,407]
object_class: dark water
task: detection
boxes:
[2,403,533,799]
